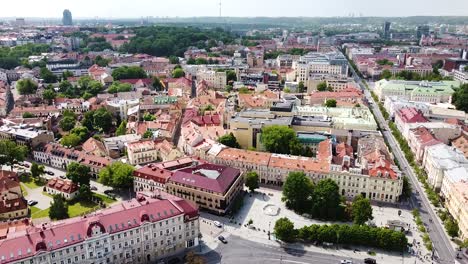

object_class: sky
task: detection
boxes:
[2,0,468,18]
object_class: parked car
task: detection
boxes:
[364,258,376,264]
[59,175,66,179]
[340,260,353,264]
[218,236,227,244]
[22,163,30,168]
[104,190,113,195]
[213,221,222,228]
[45,171,55,176]
[90,186,98,191]
[27,200,38,206]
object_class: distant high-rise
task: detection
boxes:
[416,25,430,39]
[383,21,391,39]
[62,9,73,26]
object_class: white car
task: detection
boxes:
[213,221,222,228]
[340,260,353,264]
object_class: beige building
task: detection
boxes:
[197,70,227,90]
[127,140,159,166]
[445,181,468,240]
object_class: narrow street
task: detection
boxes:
[348,61,456,264]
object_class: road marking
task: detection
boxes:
[264,258,318,264]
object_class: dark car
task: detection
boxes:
[364,258,377,264]
[27,200,38,206]
[218,236,227,244]
[46,171,55,176]
[90,186,98,191]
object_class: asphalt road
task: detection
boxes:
[203,235,363,264]
[348,62,455,264]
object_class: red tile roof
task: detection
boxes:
[0,194,197,263]
[170,163,241,194]
[396,107,428,124]
[47,179,78,194]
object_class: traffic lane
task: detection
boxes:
[206,236,362,264]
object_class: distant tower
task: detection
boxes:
[62,9,73,26]
[383,21,391,40]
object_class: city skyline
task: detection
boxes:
[1,0,468,19]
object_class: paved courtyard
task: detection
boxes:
[200,187,432,263]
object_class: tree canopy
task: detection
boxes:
[245,171,259,192]
[82,108,114,133]
[261,125,301,155]
[217,133,241,149]
[49,195,69,220]
[99,162,135,188]
[274,217,296,242]
[107,81,132,93]
[453,84,468,112]
[317,82,328,92]
[66,162,91,186]
[310,179,342,220]
[120,26,236,57]
[40,67,57,83]
[111,66,147,80]
[16,79,38,95]
[282,172,314,214]
[325,99,337,107]
[172,68,185,78]
[116,120,127,136]
[30,162,45,179]
[351,195,374,225]
[0,140,27,169]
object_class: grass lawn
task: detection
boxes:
[68,200,100,218]
[93,193,117,206]
[31,207,50,219]
[19,174,45,189]
[20,183,28,196]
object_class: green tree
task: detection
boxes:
[226,70,237,83]
[107,81,132,93]
[143,112,156,121]
[453,84,468,112]
[111,66,147,80]
[311,179,342,220]
[297,81,305,93]
[78,184,93,202]
[261,125,299,154]
[245,171,259,192]
[22,112,35,118]
[59,116,76,131]
[30,162,45,179]
[0,140,27,170]
[274,217,296,242]
[445,218,459,238]
[282,172,314,213]
[352,195,374,225]
[40,67,57,83]
[217,133,241,148]
[66,162,91,186]
[93,108,113,133]
[401,176,412,200]
[42,89,56,104]
[172,68,185,78]
[99,162,135,188]
[317,82,327,92]
[61,70,74,79]
[94,55,110,67]
[58,80,73,93]
[70,126,89,142]
[49,195,69,220]
[61,133,81,147]
[152,76,163,91]
[381,69,392,80]
[116,120,127,136]
[325,99,337,108]
[143,130,153,139]
[169,56,179,64]
[16,79,38,94]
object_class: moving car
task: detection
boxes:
[59,175,66,179]
[340,260,353,264]
[45,171,55,176]
[27,200,38,206]
[213,221,222,228]
[364,258,376,264]
[218,236,227,244]
[90,186,98,191]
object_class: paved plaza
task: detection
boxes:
[200,187,433,263]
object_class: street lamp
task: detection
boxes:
[268,221,271,240]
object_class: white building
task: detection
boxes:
[197,70,227,90]
[422,143,468,190]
